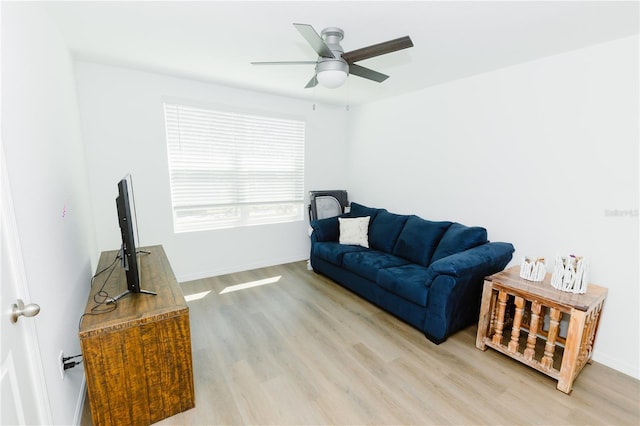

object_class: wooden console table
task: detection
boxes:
[476,266,607,394]
[79,245,195,425]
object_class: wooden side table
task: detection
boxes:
[476,266,607,394]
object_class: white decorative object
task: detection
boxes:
[519,257,546,282]
[551,255,589,294]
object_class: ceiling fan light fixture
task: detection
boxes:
[316,59,349,89]
[317,69,348,88]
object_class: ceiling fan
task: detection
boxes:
[251,23,413,89]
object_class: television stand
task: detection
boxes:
[109,287,157,303]
[80,245,195,425]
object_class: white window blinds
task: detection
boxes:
[164,103,305,232]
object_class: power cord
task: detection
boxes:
[63,354,83,371]
[78,252,121,330]
[77,248,150,330]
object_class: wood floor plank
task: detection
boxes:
[82,260,639,425]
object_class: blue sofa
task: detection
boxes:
[309,202,514,343]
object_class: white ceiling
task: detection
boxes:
[44,1,639,106]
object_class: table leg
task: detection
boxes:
[476,280,494,350]
[557,309,587,394]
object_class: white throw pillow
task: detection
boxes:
[339,216,370,248]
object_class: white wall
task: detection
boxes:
[346,36,639,378]
[74,62,348,282]
[3,10,635,426]
[1,3,97,424]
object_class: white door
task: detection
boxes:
[1,147,52,425]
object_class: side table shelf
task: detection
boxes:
[476,266,607,394]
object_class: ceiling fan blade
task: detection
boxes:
[349,63,389,83]
[305,74,318,89]
[342,36,413,63]
[293,23,335,59]
[251,61,317,65]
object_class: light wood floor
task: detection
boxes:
[82,260,639,425]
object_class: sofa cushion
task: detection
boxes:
[430,223,488,263]
[339,216,370,247]
[342,251,409,282]
[369,210,409,253]
[313,242,368,266]
[348,202,382,221]
[310,216,340,242]
[393,216,452,266]
[377,264,431,307]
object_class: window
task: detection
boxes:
[163,103,305,232]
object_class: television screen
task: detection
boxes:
[116,177,140,294]
[112,175,155,302]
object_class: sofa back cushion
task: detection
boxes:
[348,202,382,220]
[310,216,340,242]
[430,222,488,263]
[393,216,452,266]
[369,210,409,253]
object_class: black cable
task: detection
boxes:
[90,252,120,282]
[63,359,83,370]
[78,252,121,330]
[63,354,83,371]
[62,354,83,362]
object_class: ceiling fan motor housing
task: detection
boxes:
[317,27,348,75]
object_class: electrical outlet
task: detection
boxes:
[58,350,65,380]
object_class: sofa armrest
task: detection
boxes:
[310,216,340,243]
[427,242,515,281]
[422,242,514,343]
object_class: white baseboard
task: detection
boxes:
[176,255,309,283]
[592,350,640,380]
[73,377,87,425]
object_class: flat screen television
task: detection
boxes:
[112,174,156,302]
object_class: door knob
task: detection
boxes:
[10,299,40,323]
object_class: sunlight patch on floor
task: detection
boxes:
[219,275,282,294]
[184,290,212,302]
